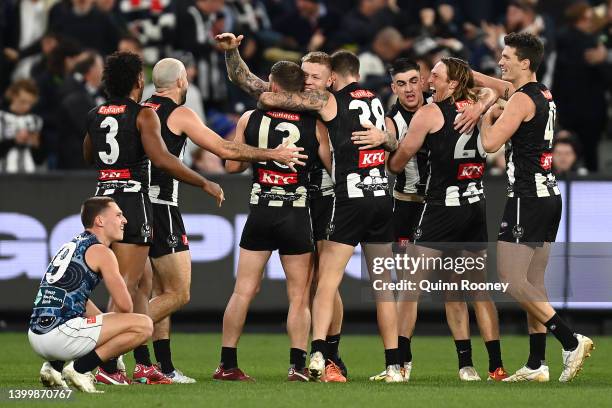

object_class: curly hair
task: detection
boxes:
[102,51,143,98]
[440,57,477,103]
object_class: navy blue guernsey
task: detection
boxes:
[29,232,103,334]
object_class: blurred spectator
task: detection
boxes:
[2,0,50,81]
[552,133,588,176]
[191,148,226,174]
[359,27,409,94]
[29,32,61,80]
[273,0,340,53]
[56,51,104,169]
[0,79,44,173]
[337,0,399,49]
[48,0,121,56]
[552,1,609,172]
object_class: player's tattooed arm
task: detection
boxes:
[225,48,269,99]
[259,89,330,112]
[351,123,398,152]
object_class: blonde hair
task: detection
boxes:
[440,57,477,103]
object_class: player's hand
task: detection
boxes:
[214,33,244,50]
[352,122,386,150]
[486,103,504,122]
[274,142,308,172]
[203,180,225,207]
[454,101,484,134]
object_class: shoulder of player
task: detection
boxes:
[237,110,255,128]
[506,92,535,114]
[84,243,115,272]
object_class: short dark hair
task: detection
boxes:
[301,51,332,70]
[73,51,100,76]
[504,32,544,73]
[389,58,420,77]
[5,78,39,100]
[270,61,305,92]
[330,50,360,77]
[81,196,116,228]
[102,51,143,98]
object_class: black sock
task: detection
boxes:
[455,339,473,369]
[221,347,238,370]
[49,360,64,372]
[545,314,578,351]
[384,348,400,367]
[526,333,547,370]
[485,340,503,372]
[73,350,102,374]
[326,333,341,359]
[310,339,328,360]
[398,336,412,364]
[133,344,152,366]
[290,348,307,370]
[99,357,118,374]
[153,339,175,374]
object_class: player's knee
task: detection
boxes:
[136,315,154,339]
[177,290,190,307]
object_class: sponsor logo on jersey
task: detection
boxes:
[359,149,385,168]
[98,105,126,115]
[540,153,553,170]
[142,102,161,111]
[266,111,300,121]
[98,169,131,180]
[454,100,473,111]
[258,169,298,185]
[86,316,97,324]
[457,163,484,180]
[350,89,375,99]
[182,234,189,246]
[541,90,553,100]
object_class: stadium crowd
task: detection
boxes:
[0,0,610,174]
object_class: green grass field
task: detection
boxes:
[1,333,609,407]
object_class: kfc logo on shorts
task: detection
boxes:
[98,105,126,115]
[182,234,189,245]
[540,153,553,170]
[258,169,298,185]
[98,169,131,180]
[359,150,385,168]
[397,237,410,247]
[457,163,484,180]
[350,89,375,99]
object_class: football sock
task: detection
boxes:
[455,339,473,369]
[50,360,65,372]
[326,333,341,359]
[398,336,412,364]
[221,347,238,370]
[290,348,307,370]
[99,358,118,374]
[485,340,503,372]
[310,339,328,360]
[133,344,153,366]
[153,339,175,374]
[74,350,102,374]
[544,314,578,351]
[526,333,547,370]
[384,348,400,367]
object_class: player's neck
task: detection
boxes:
[334,77,358,91]
[513,73,538,90]
[87,228,111,247]
[154,89,181,105]
[400,98,423,112]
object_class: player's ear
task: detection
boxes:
[449,79,458,91]
[520,58,531,72]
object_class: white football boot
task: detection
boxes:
[559,334,594,383]
[458,366,481,381]
[503,365,550,382]
[40,362,69,389]
[308,351,325,381]
[62,362,103,393]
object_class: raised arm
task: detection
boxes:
[170,106,307,170]
[216,33,269,99]
[225,111,253,174]
[472,70,515,100]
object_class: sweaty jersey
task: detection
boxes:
[244,109,318,207]
[87,98,150,195]
[29,231,103,335]
[386,94,431,197]
[325,83,389,200]
[144,95,188,206]
[506,82,560,198]
[424,98,486,206]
